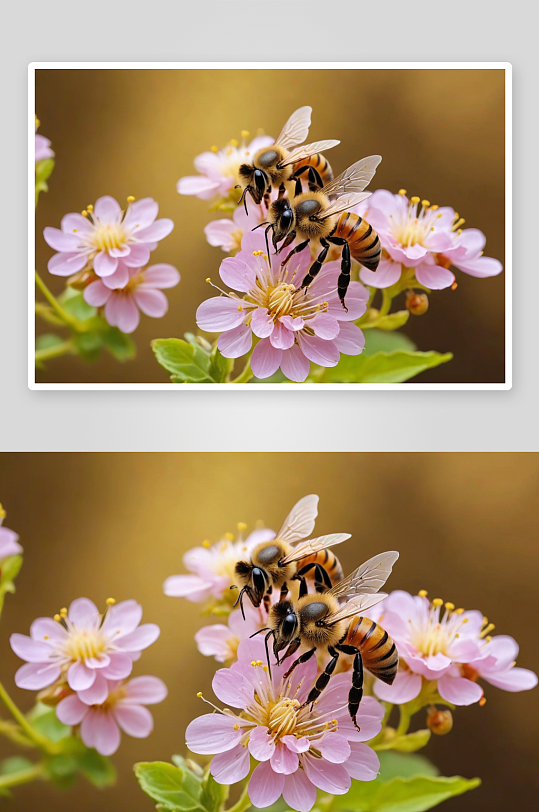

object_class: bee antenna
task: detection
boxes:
[264,629,275,677]
[252,222,269,231]
[249,627,270,638]
[236,186,250,215]
[230,584,238,591]
[232,586,247,620]
[264,223,274,259]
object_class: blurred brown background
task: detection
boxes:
[0,453,536,811]
[34,68,505,384]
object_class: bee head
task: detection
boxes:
[269,599,299,655]
[269,198,295,249]
[238,164,266,205]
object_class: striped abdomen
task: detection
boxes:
[334,212,381,272]
[346,616,398,685]
[293,153,334,189]
[300,549,343,585]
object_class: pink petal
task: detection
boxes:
[195,625,233,661]
[197,297,246,332]
[270,321,294,350]
[480,636,519,672]
[281,735,310,754]
[94,250,119,278]
[333,322,365,355]
[302,755,351,794]
[123,243,151,268]
[123,676,168,705]
[10,634,52,663]
[483,667,538,692]
[68,598,100,629]
[163,574,211,599]
[280,344,310,382]
[312,312,340,340]
[123,198,159,230]
[415,262,455,290]
[81,709,121,756]
[283,769,317,812]
[374,669,422,704]
[251,308,274,338]
[186,713,243,754]
[104,600,143,636]
[205,220,237,251]
[220,255,257,293]
[78,672,109,706]
[387,242,428,267]
[453,255,503,278]
[101,262,130,290]
[211,744,251,784]
[118,624,160,652]
[109,246,131,258]
[43,227,80,252]
[132,287,168,318]
[248,726,276,761]
[100,652,134,680]
[213,668,254,708]
[47,251,88,277]
[177,176,220,198]
[251,339,282,379]
[143,264,181,289]
[135,219,174,243]
[249,761,285,808]
[317,734,351,764]
[298,334,339,367]
[56,693,88,725]
[217,322,253,358]
[84,280,111,307]
[438,675,483,706]
[93,196,121,222]
[279,315,304,331]
[105,293,140,334]
[345,743,380,781]
[15,662,61,690]
[270,741,299,775]
[30,617,67,644]
[113,704,153,737]
[61,213,93,235]
[359,258,402,289]
[68,661,96,691]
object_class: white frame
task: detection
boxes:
[29,62,512,391]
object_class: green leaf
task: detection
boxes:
[35,334,65,353]
[73,331,103,363]
[0,555,23,591]
[200,769,228,812]
[391,730,432,753]
[152,339,213,383]
[364,311,410,332]
[208,345,234,383]
[333,774,481,812]
[35,158,54,206]
[28,704,71,743]
[101,327,136,361]
[0,757,34,776]
[363,329,417,355]
[134,761,204,811]
[44,753,79,789]
[378,752,439,781]
[59,287,97,322]
[77,748,116,788]
[319,350,453,383]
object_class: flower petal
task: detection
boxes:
[211,744,251,784]
[43,227,80,252]
[213,668,254,708]
[94,250,119,278]
[135,219,174,243]
[205,220,237,251]
[374,670,422,704]
[101,262,130,290]
[483,667,538,692]
[317,734,351,764]
[438,675,483,705]
[56,693,88,725]
[333,322,365,356]
[280,344,310,383]
[100,652,134,680]
[251,339,282,379]
[78,672,109,706]
[143,264,181,289]
[47,251,88,277]
[270,321,294,350]
[249,761,285,808]
[270,741,299,775]
[345,743,380,781]
[197,297,246,332]
[123,198,159,230]
[69,598,100,629]
[186,713,243,754]
[121,676,168,705]
[68,661,96,691]
[177,176,220,199]
[163,574,211,600]
[359,258,402,289]
[118,624,160,652]
[30,617,66,644]
[10,634,52,663]
[220,255,258,293]
[123,243,151,268]
[61,213,93,235]
[453,255,503,278]
[84,280,111,307]
[248,726,276,761]
[93,196,121,222]
[302,755,351,794]
[298,334,339,367]
[81,709,121,756]
[415,262,455,290]
[132,287,168,318]
[251,308,274,338]
[113,704,154,737]
[283,768,317,812]
[312,312,340,340]
[217,322,253,359]
[15,662,61,690]
[105,293,140,334]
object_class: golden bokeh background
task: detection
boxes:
[0,453,536,811]
[34,68,505,384]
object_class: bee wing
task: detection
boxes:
[321,155,382,199]
[276,494,319,544]
[317,192,372,221]
[327,551,399,601]
[278,533,352,565]
[275,106,312,150]
[277,139,341,169]
[323,593,388,627]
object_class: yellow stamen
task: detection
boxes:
[432,598,443,607]
[421,200,430,208]
[53,614,61,622]
[127,196,135,203]
[230,139,238,147]
[206,277,211,283]
[429,204,439,211]
[106,597,116,606]
[237,522,247,532]
[233,723,240,730]
[44,635,49,640]
[210,146,218,153]
[444,602,455,611]
[451,282,458,290]
[35,115,40,128]
[418,589,428,598]
[479,697,486,707]
[0,504,6,519]
[454,608,465,614]
[398,189,407,196]
[224,532,234,541]
[86,204,94,213]
[241,130,250,139]
[82,211,88,217]
[238,305,243,311]
[202,540,211,549]
[410,196,420,204]
[197,692,203,698]
[60,607,68,616]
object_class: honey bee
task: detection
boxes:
[265,551,399,729]
[267,156,382,309]
[237,106,340,209]
[232,494,349,617]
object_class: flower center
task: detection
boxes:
[91,222,127,252]
[267,283,296,318]
[267,698,300,738]
[65,629,107,662]
[408,595,468,658]
[390,193,443,248]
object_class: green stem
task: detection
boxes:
[226,783,252,812]
[0,682,58,754]
[34,271,82,332]
[0,762,45,790]
[231,357,253,384]
[35,339,73,363]
[396,704,412,737]
[379,288,393,317]
[0,718,35,748]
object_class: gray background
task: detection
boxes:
[1,0,537,450]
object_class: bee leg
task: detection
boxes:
[327,236,350,311]
[279,239,309,267]
[307,165,323,192]
[337,644,363,730]
[263,593,271,613]
[290,165,310,196]
[303,646,339,708]
[283,645,315,678]
[300,239,330,292]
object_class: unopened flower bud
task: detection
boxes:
[185,759,204,777]
[406,291,429,316]
[426,708,453,735]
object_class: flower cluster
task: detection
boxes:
[35,115,54,163]
[10,596,166,754]
[0,505,22,563]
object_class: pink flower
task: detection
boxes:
[164,524,275,607]
[186,638,383,812]
[43,196,174,279]
[83,263,180,334]
[35,115,54,163]
[196,600,278,663]
[355,190,502,290]
[0,507,22,563]
[56,675,167,756]
[369,591,536,706]
[11,598,160,699]
[204,192,278,254]
[196,231,368,383]
[178,134,274,204]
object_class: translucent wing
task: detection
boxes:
[277,494,319,543]
[278,139,341,169]
[327,551,399,601]
[323,593,388,627]
[275,106,312,150]
[279,533,351,565]
[321,155,382,199]
[317,192,372,221]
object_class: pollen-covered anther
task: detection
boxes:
[479,696,487,707]
[445,602,455,612]
[432,598,444,607]
[237,522,247,532]
[451,282,458,290]
[106,597,116,606]
[418,590,428,598]
[224,532,234,542]
[268,283,296,318]
[268,697,300,738]
[241,130,250,139]
[398,189,407,196]
[197,692,203,698]
[202,540,210,548]
[127,195,135,203]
